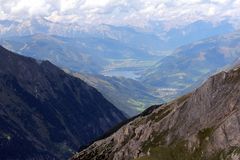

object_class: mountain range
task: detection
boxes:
[0,33,158,78]
[0,18,235,54]
[0,46,126,159]
[0,33,156,74]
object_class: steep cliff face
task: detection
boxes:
[0,46,126,160]
[72,64,240,160]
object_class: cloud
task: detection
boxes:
[60,0,79,12]
[210,0,231,4]
[0,0,56,19]
[11,0,51,16]
[0,0,239,28]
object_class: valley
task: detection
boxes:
[63,70,163,116]
[2,30,240,117]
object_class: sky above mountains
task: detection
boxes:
[0,0,240,29]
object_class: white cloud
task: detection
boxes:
[0,0,239,28]
[207,6,217,16]
[60,0,79,12]
[210,0,230,4]
[81,0,112,8]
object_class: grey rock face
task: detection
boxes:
[72,65,240,160]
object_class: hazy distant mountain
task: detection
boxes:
[0,18,235,55]
[148,20,235,51]
[0,18,166,57]
[0,46,126,160]
[0,18,236,78]
[140,31,240,94]
[0,33,157,75]
[72,59,240,160]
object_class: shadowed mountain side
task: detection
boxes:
[0,46,126,160]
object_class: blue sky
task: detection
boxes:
[0,0,240,28]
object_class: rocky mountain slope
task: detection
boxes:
[0,46,126,160]
[72,63,240,160]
